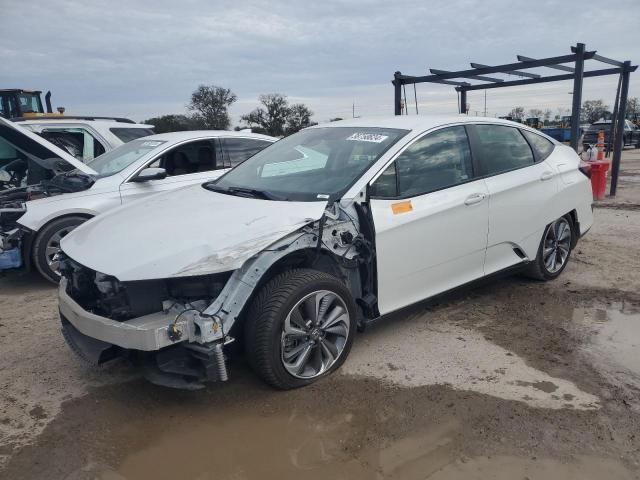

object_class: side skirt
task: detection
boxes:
[358,260,531,331]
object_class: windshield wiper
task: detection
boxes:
[203,182,279,200]
[227,187,274,200]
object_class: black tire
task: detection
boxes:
[33,215,88,284]
[525,215,574,281]
[244,268,357,390]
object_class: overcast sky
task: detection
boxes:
[2,0,639,125]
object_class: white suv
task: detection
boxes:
[15,117,154,163]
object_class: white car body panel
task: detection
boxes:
[371,177,489,314]
[482,158,558,275]
[61,185,327,281]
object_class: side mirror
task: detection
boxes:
[132,167,167,182]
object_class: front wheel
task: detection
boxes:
[244,268,357,389]
[525,215,573,281]
[33,216,88,284]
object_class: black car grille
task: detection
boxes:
[59,254,231,321]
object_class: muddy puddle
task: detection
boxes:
[3,373,638,480]
[99,412,632,480]
[573,304,640,390]
[99,410,461,479]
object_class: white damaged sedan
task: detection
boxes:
[0,125,274,282]
[57,116,593,389]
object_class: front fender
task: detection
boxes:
[17,205,101,232]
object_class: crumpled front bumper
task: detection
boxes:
[58,277,196,351]
[59,277,230,387]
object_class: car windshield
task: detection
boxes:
[87,139,166,178]
[209,127,408,201]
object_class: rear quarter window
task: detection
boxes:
[521,130,555,161]
[110,128,155,143]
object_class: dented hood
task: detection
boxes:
[60,183,327,281]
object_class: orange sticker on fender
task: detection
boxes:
[391,200,413,214]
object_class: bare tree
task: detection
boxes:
[527,108,544,119]
[626,97,639,119]
[507,106,525,120]
[581,99,610,124]
[188,85,237,130]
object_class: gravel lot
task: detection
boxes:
[1,150,639,479]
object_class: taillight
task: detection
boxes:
[579,161,591,178]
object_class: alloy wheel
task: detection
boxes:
[46,226,78,274]
[280,290,350,379]
[542,218,571,274]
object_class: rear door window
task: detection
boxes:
[149,140,219,177]
[474,125,534,176]
[223,138,273,167]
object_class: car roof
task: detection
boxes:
[142,130,277,142]
[17,118,152,128]
[312,115,528,132]
[311,115,560,145]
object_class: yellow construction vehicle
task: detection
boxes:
[0,89,65,119]
[525,117,543,129]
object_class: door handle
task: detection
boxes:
[464,193,486,206]
[540,171,554,181]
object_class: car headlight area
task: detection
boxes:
[57,253,233,389]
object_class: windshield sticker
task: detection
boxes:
[140,141,163,147]
[346,133,389,143]
[316,194,330,199]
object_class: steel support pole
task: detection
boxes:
[606,75,622,158]
[393,71,402,115]
[610,61,631,196]
[570,43,585,151]
[460,90,467,114]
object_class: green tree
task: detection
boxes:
[581,99,610,123]
[143,114,204,134]
[285,104,314,134]
[241,93,291,137]
[188,85,237,130]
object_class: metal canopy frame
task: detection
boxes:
[392,43,637,196]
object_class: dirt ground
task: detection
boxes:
[1,149,640,479]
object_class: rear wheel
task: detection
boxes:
[244,268,356,390]
[33,216,88,284]
[525,215,573,281]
